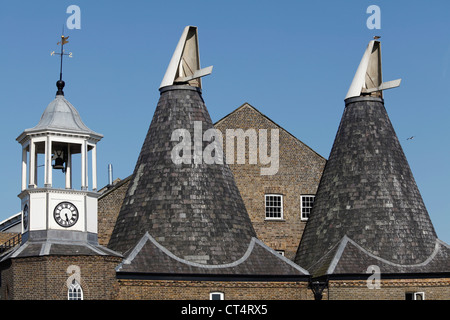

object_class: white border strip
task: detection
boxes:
[326,236,443,275]
[117,232,308,274]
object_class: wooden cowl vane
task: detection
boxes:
[160,26,213,89]
[345,39,401,99]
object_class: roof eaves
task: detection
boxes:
[117,233,309,276]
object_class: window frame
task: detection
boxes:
[209,292,224,300]
[67,279,83,300]
[264,194,284,220]
[300,195,315,221]
[414,292,425,300]
[405,292,425,300]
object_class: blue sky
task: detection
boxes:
[0,0,449,243]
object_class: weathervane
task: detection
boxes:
[51,29,72,96]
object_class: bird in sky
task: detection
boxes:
[374,36,381,39]
[407,136,415,140]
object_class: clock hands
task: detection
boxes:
[54,202,79,227]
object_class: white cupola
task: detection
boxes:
[16,78,103,243]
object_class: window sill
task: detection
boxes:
[264,218,285,222]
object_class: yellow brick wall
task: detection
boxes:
[115,279,313,300]
[215,104,326,260]
[327,278,450,300]
[98,178,131,247]
[0,255,121,300]
[0,232,19,245]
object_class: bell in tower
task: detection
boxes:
[52,146,66,171]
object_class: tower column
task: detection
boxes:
[91,144,97,191]
[81,140,87,190]
[21,145,27,191]
[34,147,38,186]
[45,136,52,187]
[65,144,72,189]
[28,141,36,188]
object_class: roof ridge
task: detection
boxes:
[98,175,133,199]
[214,102,253,126]
[343,236,442,269]
[62,97,91,132]
[308,235,445,277]
[214,102,326,160]
[325,236,350,275]
[304,235,348,275]
[252,238,309,275]
[117,232,309,275]
[118,232,259,270]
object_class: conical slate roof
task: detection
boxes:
[108,84,308,277]
[108,84,259,264]
[295,96,450,277]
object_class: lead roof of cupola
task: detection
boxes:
[19,95,102,140]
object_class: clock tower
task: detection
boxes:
[0,34,122,300]
[16,78,103,244]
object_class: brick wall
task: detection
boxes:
[98,177,131,247]
[0,255,121,300]
[214,104,326,260]
[115,279,312,300]
[0,232,19,244]
[327,278,450,300]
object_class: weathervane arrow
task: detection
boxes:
[51,30,73,96]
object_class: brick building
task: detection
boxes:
[0,26,311,300]
[97,176,132,247]
[214,103,325,260]
[0,29,449,300]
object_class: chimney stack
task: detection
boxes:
[108,164,113,186]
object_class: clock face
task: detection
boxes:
[54,202,79,228]
[23,203,29,230]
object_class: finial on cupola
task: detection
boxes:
[50,27,73,96]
